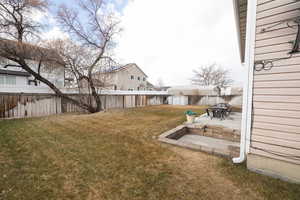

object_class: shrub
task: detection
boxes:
[184,110,197,116]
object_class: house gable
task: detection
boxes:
[0,39,66,89]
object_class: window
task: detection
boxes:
[143,77,146,81]
[6,76,16,85]
[137,77,140,81]
[131,75,134,80]
[0,75,4,85]
[0,75,16,85]
[137,87,140,91]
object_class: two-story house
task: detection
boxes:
[0,39,65,90]
[84,63,151,91]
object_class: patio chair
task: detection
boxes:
[206,108,214,120]
[216,103,232,116]
[225,106,232,117]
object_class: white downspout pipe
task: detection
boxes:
[233,63,248,163]
[232,0,257,163]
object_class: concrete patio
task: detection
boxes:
[159,112,242,157]
[194,112,242,131]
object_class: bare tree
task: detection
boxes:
[0,0,120,113]
[0,0,48,41]
[55,0,120,112]
[47,39,117,106]
[191,63,234,88]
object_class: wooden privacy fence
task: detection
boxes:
[0,93,167,119]
[0,94,61,119]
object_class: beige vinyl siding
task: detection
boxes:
[257,0,297,13]
[254,80,300,88]
[251,0,300,164]
[253,102,300,111]
[253,122,300,135]
[253,95,300,103]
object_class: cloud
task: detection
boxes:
[36,10,69,40]
[115,0,243,86]
[115,0,126,7]
[40,0,124,43]
[41,26,69,40]
[30,9,46,22]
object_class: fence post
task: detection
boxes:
[123,95,125,108]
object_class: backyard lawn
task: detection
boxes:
[0,105,299,200]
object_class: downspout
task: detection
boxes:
[232,0,257,163]
[233,62,248,163]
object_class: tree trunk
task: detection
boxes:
[88,79,102,113]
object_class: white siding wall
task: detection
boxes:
[0,58,64,89]
[0,74,27,86]
[16,76,27,85]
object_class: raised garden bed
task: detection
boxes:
[159,124,240,157]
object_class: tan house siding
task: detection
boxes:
[114,64,148,90]
[251,0,300,165]
[82,63,149,91]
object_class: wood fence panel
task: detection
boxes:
[0,93,167,119]
[0,94,61,119]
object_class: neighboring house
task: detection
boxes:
[233,0,300,183]
[167,85,242,106]
[0,69,31,86]
[0,39,65,89]
[81,63,149,91]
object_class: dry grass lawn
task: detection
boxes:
[0,105,299,200]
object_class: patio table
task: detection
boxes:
[206,104,231,120]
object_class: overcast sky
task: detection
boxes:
[116,0,244,86]
[43,0,244,86]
